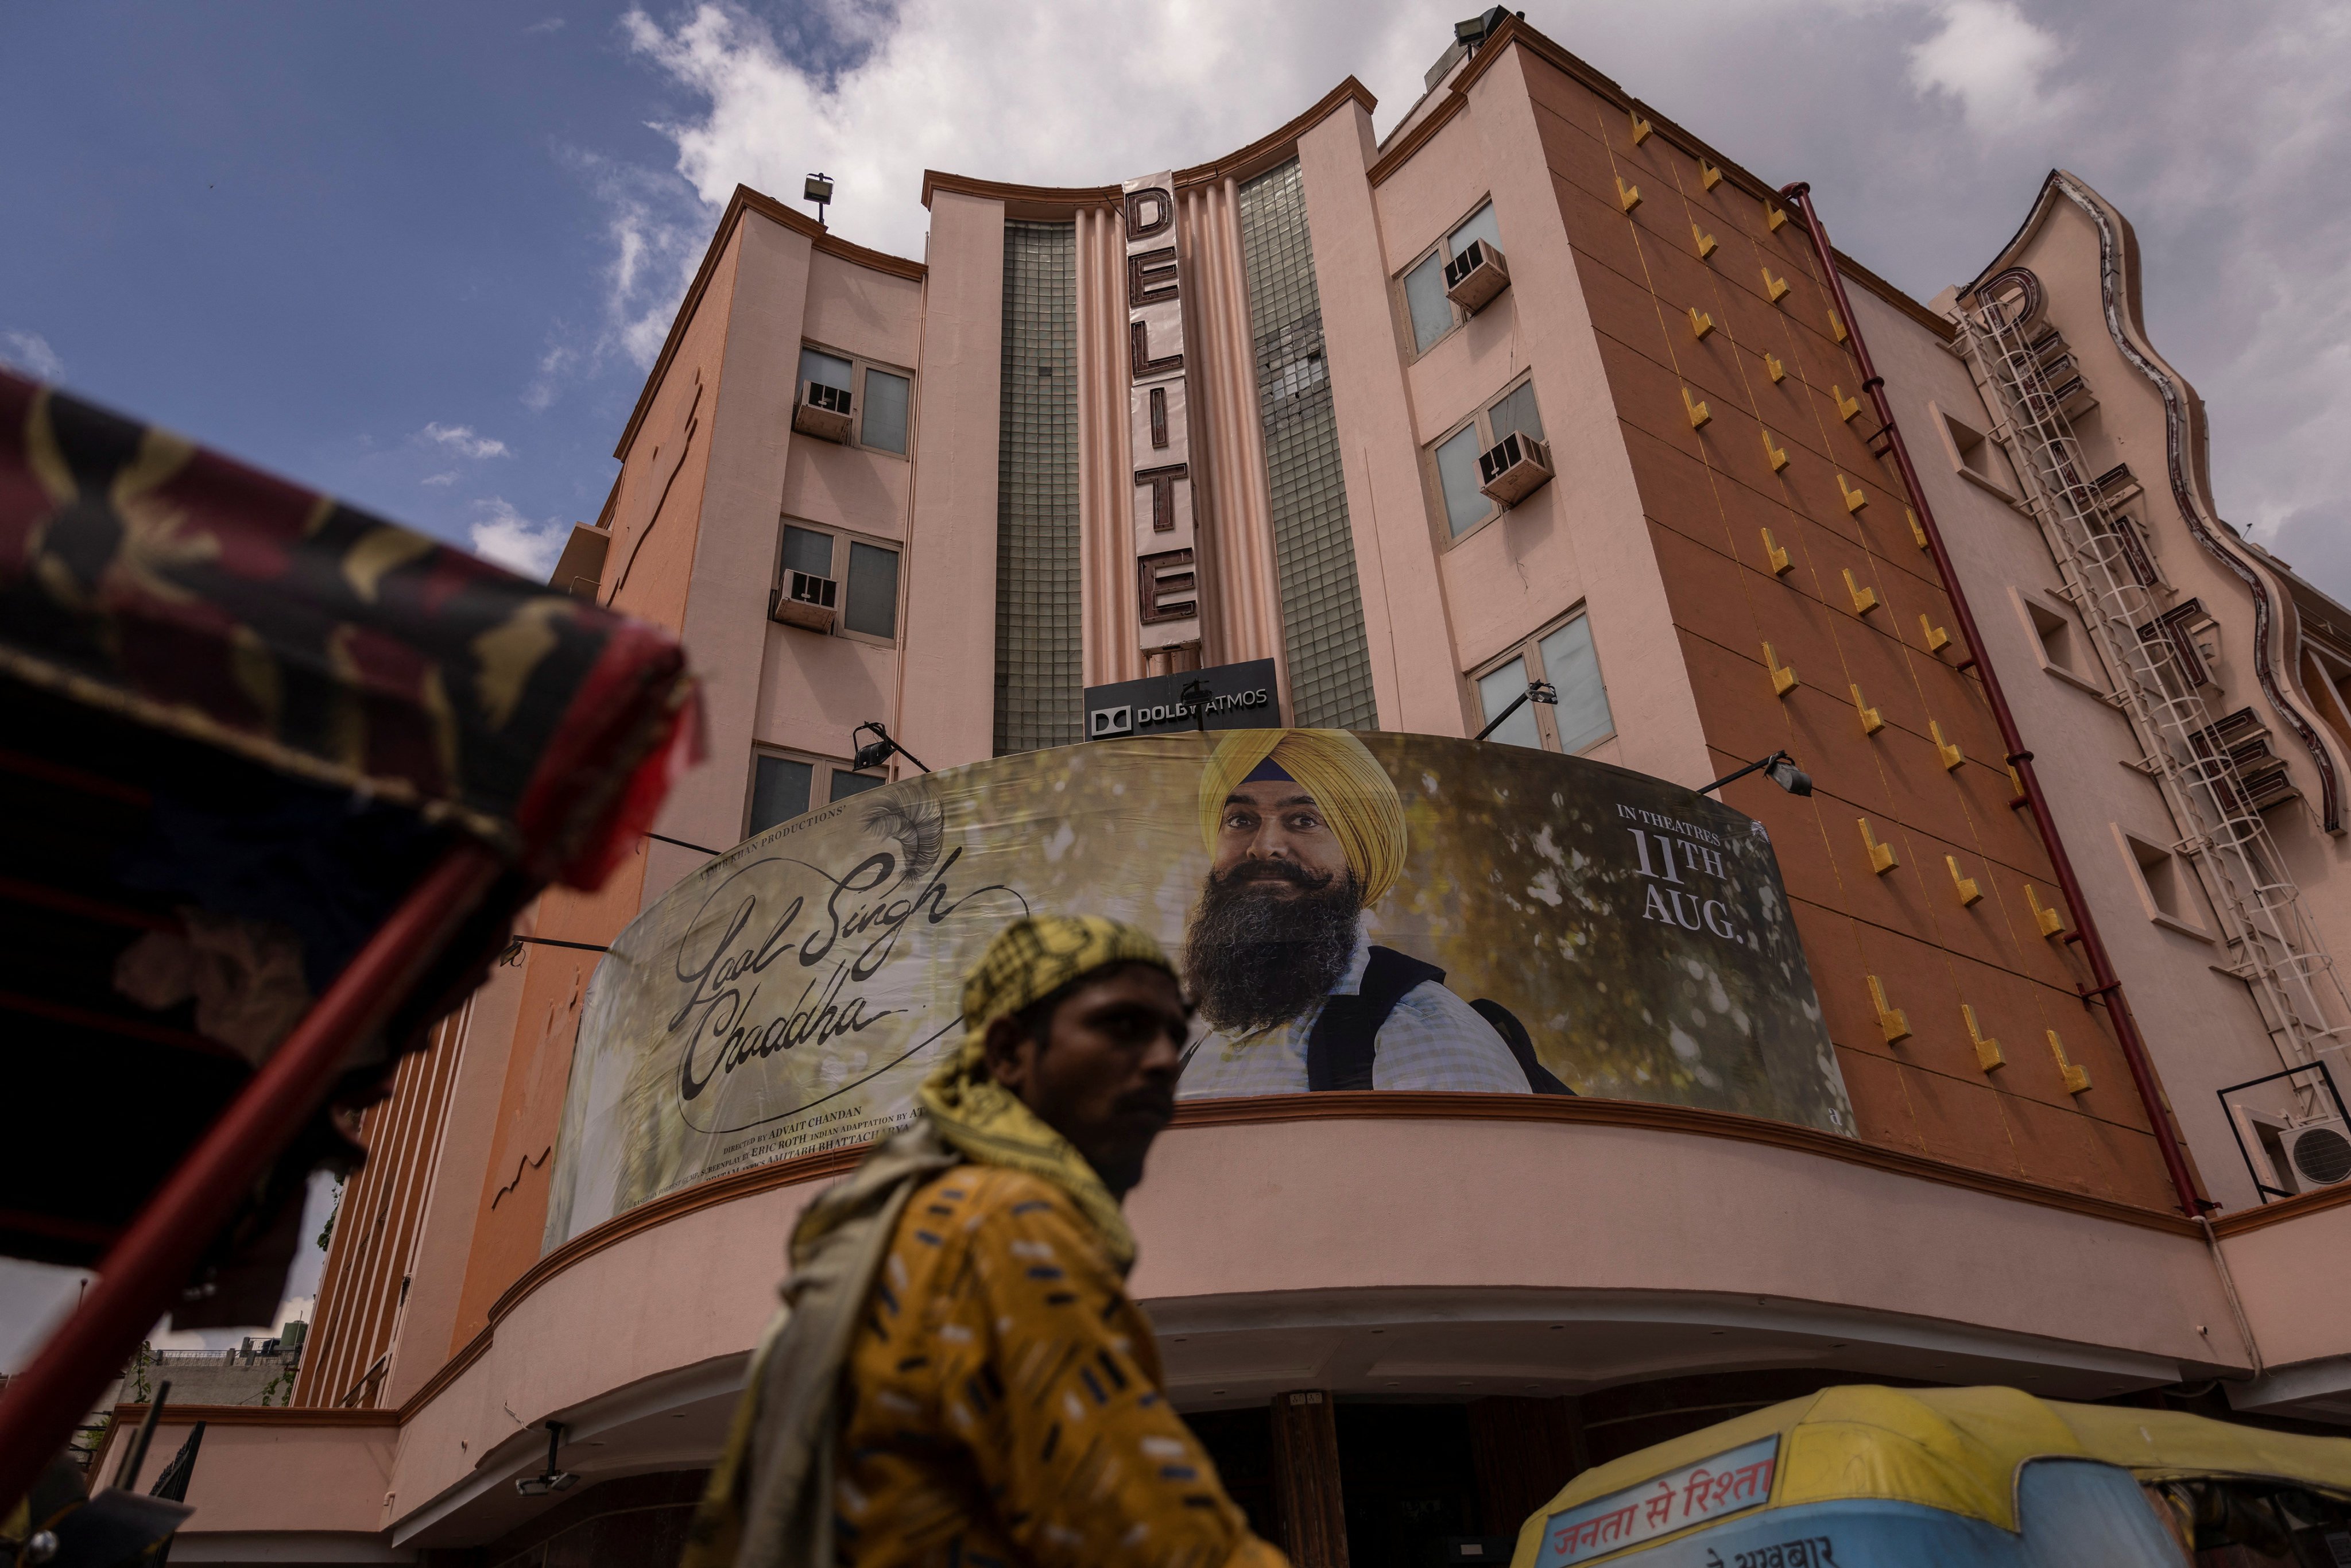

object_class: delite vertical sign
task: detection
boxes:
[1124,172,1199,649]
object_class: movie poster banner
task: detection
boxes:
[544,731,1849,1249]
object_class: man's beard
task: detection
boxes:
[1183,861,1364,1033]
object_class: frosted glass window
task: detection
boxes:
[861,369,910,454]
[781,525,832,580]
[1478,660,1543,750]
[1449,202,1503,263]
[1404,251,1453,354]
[830,771,885,804]
[799,348,853,392]
[1540,615,1614,752]
[750,755,813,834]
[1436,424,1489,536]
[843,541,898,639]
[1489,380,1544,446]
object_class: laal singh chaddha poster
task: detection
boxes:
[544,731,1849,1248]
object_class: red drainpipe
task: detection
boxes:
[1779,181,2204,1218]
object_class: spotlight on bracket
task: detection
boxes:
[514,1422,579,1498]
[804,172,834,224]
[1702,749,1813,798]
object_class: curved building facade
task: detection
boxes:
[96,16,2351,1566]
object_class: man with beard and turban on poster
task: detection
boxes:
[1180,728,1566,1096]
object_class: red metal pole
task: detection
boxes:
[0,840,506,1509]
[1779,181,2204,1217]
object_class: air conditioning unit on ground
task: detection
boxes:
[2283,1119,2351,1188]
[792,380,854,442]
[768,570,838,632]
[1443,239,1510,313]
[1477,430,1553,508]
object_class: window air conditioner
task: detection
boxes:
[2283,1119,2351,1188]
[1443,239,1510,313]
[1477,430,1554,508]
[792,380,854,443]
[768,570,838,632]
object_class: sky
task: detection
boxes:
[2,0,2348,1364]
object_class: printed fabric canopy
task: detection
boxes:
[0,369,697,1318]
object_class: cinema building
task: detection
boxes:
[97,14,2351,1565]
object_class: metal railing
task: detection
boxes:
[1956,273,2350,1093]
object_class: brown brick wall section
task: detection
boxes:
[1521,50,2179,1210]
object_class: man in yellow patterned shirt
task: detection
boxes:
[685,915,1288,1568]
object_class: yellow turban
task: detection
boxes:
[1197,729,1407,907]
[912,914,1172,1271]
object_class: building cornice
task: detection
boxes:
[921,76,1378,220]
[612,184,924,462]
[104,1402,401,1428]
[2208,1175,2351,1238]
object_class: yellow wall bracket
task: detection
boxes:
[2006,764,2028,802]
[1766,201,1788,231]
[1683,387,1711,429]
[1701,158,1723,191]
[2025,883,2066,938]
[1947,854,1982,906]
[1763,269,1791,303]
[1763,429,1789,472]
[1858,818,1897,875]
[1930,719,1963,771]
[1688,307,1715,340]
[1868,974,1911,1043]
[1838,474,1869,514]
[1963,1004,2004,1071]
[1852,684,1884,735]
[1693,223,1718,261]
[1843,567,1879,615]
[1830,308,1850,343]
[1920,613,1951,653]
[2048,1030,2090,1094]
[1906,506,1930,549]
[1834,385,1861,422]
[1764,641,1798,697]
[1761,526,1792,575]
[1617,177,1643,212]
[1630,110,1653,145]
[1764,352,1786,384]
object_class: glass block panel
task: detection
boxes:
[1489,380,1544,446]
[1449,202,1503,264]
[1404,251,1453,354]
[1237,159,1378,731]
[1540,615,1614,752]
[1436,425,1489,536]
[844,541,898,639]
[749,754,813,834]
[862,369,910,454]
[799,348,853,392]
[781,524,833,580]
[1478,660,1543,750]
[994,221,1082,755]
[829,770,886,804]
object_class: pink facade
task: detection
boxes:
[88,17,2351,1565]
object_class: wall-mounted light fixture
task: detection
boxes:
[1701,749,1813,798]
[852,721,929,775]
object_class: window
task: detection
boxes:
[1932,402,2015,500]
[1473,609,1614,753]
[776,519,900,642]
[797,343,915,456]
[1430,375,1547,537]
[2114,824,2207,939]
[2016,589,2100,694]
[748,749,885,837]
[1399,200,1505,355]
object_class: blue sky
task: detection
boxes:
[3,0,2348,1362]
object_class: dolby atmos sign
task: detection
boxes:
[1085,658,1279,740]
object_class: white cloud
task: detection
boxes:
[1,329,65,381]
[1907,1,2070,131]
[423,470,458,486]
[421,421,511,459]
[469,497,570,578]
[525,16,567,33]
